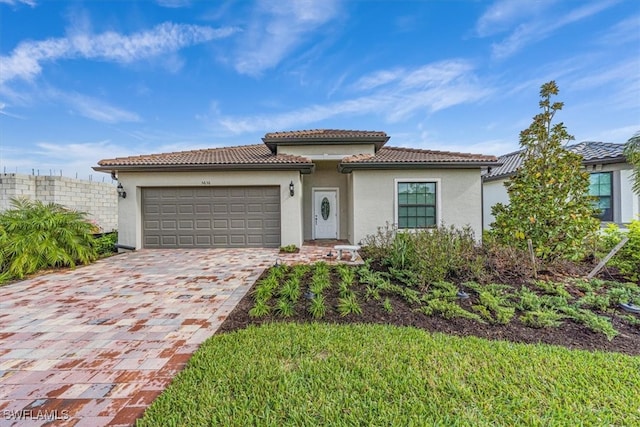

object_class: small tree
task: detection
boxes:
[491,81,599,260]
[624,131,640,195]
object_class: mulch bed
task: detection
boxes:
[218,272,640,356]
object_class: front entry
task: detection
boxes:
[313,189,338,239]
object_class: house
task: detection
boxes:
[94,129,498,249]
[482,141,639,230]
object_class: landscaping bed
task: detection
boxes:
[218,261,640,356]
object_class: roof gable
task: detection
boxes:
[262,129,390,153]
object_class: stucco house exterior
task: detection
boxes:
[482,141,639,230]
[94,129,498,249]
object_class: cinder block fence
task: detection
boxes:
[0,174,118,232]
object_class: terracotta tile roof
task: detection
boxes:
[264,129,388,140]
[341,146,498,164]
[97,144,312,167]
[484,141,626,181]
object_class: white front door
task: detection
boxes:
[313,189,338,239]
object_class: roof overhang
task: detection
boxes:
[93,163,315,175]
[338,160,500,173]
[262,135,390,153]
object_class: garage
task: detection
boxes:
[142,186,281,248]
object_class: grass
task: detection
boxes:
[138,322,640,426]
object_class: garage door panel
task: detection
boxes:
[230,219,246,229]
[161,205,177,214]
[195,220,211,229]
[196,235,212,245]
[213,204,228,213]
[213,219,228,229]
[196,204,212,214]
[178,220,194,230]
[178,204,194,214]
[161,235,177,246]
[178,235,194,245]
[230,204,246,213]
[213,235,228,245]
[161,220,177,230]
[247,219,263,229]
[143,186,280,248]
[264,203,279,213]
[264,219,279,229]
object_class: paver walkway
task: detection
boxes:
[0,249,278,426]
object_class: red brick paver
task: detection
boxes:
[0,249,278,426]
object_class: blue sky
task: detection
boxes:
[0,0,638,180]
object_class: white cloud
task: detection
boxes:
[0,102,25,119]
[476,0,556,37]
[0,22,238,85]
[483,0,619,59]
[0,0,36,7]
[352,69,404,91]
[216,59,490,134]
[598,14,640,46]
[233,0,341,76]
[62,92,141,124]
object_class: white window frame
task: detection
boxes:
[394,178,442,230]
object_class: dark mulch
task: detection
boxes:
[218,270,640,356]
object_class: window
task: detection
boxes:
[397,182,437,228]
[590,172,613,221]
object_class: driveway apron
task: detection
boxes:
[0,248,277,426]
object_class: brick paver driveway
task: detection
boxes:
[0,248,278,426]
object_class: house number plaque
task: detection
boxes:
[321,197,330,220]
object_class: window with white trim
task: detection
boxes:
[397,182,437,228]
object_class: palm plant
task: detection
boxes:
[0,198,97,280]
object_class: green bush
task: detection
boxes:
[363,224,485,286]
[598,220,640,282]
[93,232,118,256]
[0,198,97,282]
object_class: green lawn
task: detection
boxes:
[138,323,640,426]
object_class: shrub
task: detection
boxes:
[0,198,97,281]
[520,310,564,328]
[279,244,298,253]
[363,224,485,286]
[598,220,640,282]
[93,232,118,256]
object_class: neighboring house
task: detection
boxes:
[482,141,640,230]
[94,129,498,249]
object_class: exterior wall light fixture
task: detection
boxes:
[117,183,127,199]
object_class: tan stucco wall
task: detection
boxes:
[278,144,375,158]
[116,170,303,249]
[483,162,639,229]
[301,161,349,240]
[351,168,483,244]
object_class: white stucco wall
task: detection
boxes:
[620,169,640,223]
[482,179,509,230]
[116,170,303,249]
[350,168,483,244]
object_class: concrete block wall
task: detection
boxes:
[0,174,118,232]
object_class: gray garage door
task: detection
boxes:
[142,187,281,248]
